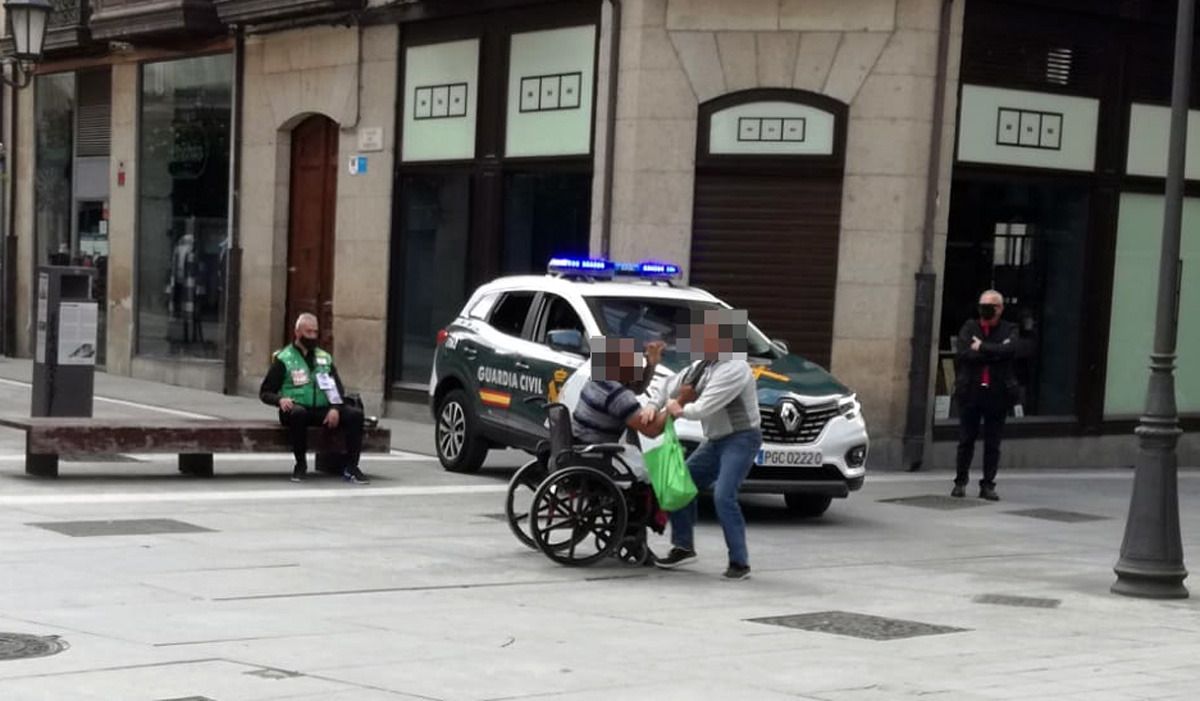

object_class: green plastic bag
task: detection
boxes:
[642,418,698,512]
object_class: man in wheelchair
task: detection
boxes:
[513,336,675,567]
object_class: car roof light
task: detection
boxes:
[547,257,681,281]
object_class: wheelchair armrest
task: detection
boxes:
[576,443,626,457]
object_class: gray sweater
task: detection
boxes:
[650,359,761,440]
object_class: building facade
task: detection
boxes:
[1,0,1196,468]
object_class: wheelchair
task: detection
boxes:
[505,402,660,567]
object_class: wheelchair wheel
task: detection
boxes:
[530,466,628,567]
[505,458,548,550]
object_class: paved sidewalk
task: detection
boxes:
[0,357,1198,700]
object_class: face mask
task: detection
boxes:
[299,336,318,351]
[978,304,997,321]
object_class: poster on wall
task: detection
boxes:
[57,302,98,366]
[505,25,597,158]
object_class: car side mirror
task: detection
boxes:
[773,338,790,353]
[548,329,588,356]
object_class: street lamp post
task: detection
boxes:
[2,0,52,88]
[1112,0,1194,600]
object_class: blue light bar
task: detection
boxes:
[614,261,681,279]
[548,257,615,277]
[547,257,680,280]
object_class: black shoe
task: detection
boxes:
[291,466,307,483]
[654,547,696,569]
[979,486,999,501]
[344,469,370,485]
[723,563,751,580]
[951,484,966,498]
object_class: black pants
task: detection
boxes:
[279,405,364,473]
[955,387,1007,488]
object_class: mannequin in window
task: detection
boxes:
[165,219,206,348]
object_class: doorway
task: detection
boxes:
[285,115,339,351]
[689,90,847,370]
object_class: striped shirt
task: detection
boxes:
[571,379,642,445]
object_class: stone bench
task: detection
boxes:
[0,417,392,478]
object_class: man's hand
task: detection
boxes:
[638,405,658,424]
[644,340,666,365]
[323,408,340,429]
[666,399,685,418]
[971,336,983,352]
[279,397,296,412]
[676,384,698,405]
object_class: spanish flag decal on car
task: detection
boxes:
[479,389,512,409]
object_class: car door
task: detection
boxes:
[524,293,592,419]
[472,290,553,441]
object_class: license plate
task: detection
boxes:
[756,448,823,467]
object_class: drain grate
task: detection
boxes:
[0,633,68,661]
[746,611,968,640]
[973,594,1061,608]
[28,519,215,537]
[877,495,989,510]
[61,454,142,463]
[1006,508,1109,523]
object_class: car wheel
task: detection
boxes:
[436,388,488,473]
[784,493,833,518]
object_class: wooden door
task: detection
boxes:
[286,115,339,351]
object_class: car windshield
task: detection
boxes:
[584,296,782,359]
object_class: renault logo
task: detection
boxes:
[778,400,804,434]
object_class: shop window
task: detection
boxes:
[1104,194,1200,416]
[394,174,471,384]
[502,172,590,275]
[936,179,1089,419]
[34,73,75,268]
[136,54,233,359]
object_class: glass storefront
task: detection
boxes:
[938,179,1089,420]
[137,54,233,359]
[501,172,591,275]
[395,174,471,384]
[1105,193,1200,416]
[34,73,75,268]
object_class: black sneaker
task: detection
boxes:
[344,469,370,485]
[979,486,999,501]
[291,466,307,483]
[951,484,966,498]
[654,547,696,569]
[723,563,751,580]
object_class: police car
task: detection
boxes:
[429,258,868,516]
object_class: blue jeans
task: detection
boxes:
[669,428,762,567]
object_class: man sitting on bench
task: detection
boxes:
[260,313,369,484]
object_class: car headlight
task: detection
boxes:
[837,395,859,421]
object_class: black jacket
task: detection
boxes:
[955,318,1019,402]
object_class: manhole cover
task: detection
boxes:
[973,594,1061,608]
[1005,508,1109,523]
[0,633,68,661]
[746,611,968,640]
[27,519,215,537]
[877,495,988,510]
[62,454,142,463]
